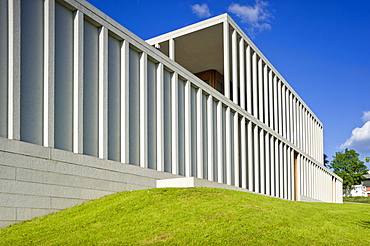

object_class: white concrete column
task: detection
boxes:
[120,40,130,163]
[0,0,8,138]
[305,110,309,154]
[315,123,318,161]
[289,92,293,143]
[300,103,304,150]
[307,114,311,157]
[277,80,282,135]
[263,64,269,126]
[320,126,324,163]
[287,147,292,200]
[73,10,83,154]
[302,106,307,153]
[171,72,179,174]
[275,138,280,197]
[279,141,284,198]
[226,107,232,185]
[323,170,326,201]
[310,162,313,199]
[273,76,278,132]
[282,85,286,138]
[207,95,214,181]
[259,129,265,194]
[139,52,149,166]
[303,157,306,198]
[316,122,320,162]
[294,98,300,148]
[234,112,239,187]
[246,46,252,114]
[270,135,275,197]
[313,119,316,160]
[320,168,323,201]
[232,30,238,104]
[247,120,253,190]
[196,88,203,178]
[43,0,55,147]
[317,168,320,201]
[283,144,287,199]
[295,153,301,201]
[268,70,273,129]
[169,38,175,60]
[241,117,247,189]
[308,159,311,198]
[297,104,301,150]
[299,104,303,150]
[309,160,312,198]
[239,39,245,109]
[156,63,164,171]
[313,164,317,199]
[316,122,319,162]
[318,167,321,200]
[223,21,230,98]
[254,125,259,193]
[258,58,263,121]
[265,132,270,196]
[184,80,192,177]
[300,156,304,197]
[217,101,224,183]
[293,98,297,146]
[98,26,108,159]
[285,90,290,141]
[252,52,258,117]
[8,0,21,141]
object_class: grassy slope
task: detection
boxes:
[344,196,370,204]
[1,188,370,245]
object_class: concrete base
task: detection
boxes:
[0,137,180,228]
[157,177,252,193]
[300,195,325,203]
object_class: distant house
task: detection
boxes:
[362,173,370,196]
[348,184,367,197]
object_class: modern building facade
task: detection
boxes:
[0,0,342,228]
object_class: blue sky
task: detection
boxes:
[87,0,370,166]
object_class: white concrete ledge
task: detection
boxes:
[156,177,251,193]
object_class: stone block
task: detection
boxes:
[16,208,59,221]
[0,207,16,220]
[0,138,50,159]
[0,193,51,208]
[0,151,56,172]
[0,165,16,180]
[53,161,107,180]
[50,197,88,210]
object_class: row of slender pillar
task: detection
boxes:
[221,21,323,164]
[0,0,341,202]
[299,155,342,202]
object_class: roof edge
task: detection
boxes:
[146,13,229,44]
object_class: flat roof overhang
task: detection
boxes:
[146,14,227,75]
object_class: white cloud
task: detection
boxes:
[228,1,273,37]
[340,112,370,155]
[361,111,370,122]
[191,3,211,18]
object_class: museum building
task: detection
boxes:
[0,0,342,228]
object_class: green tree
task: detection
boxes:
[329,149,368,197]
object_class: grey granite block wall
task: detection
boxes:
[0,137,180,228]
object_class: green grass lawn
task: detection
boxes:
[344,196,370,204]
[1,187,370,245]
